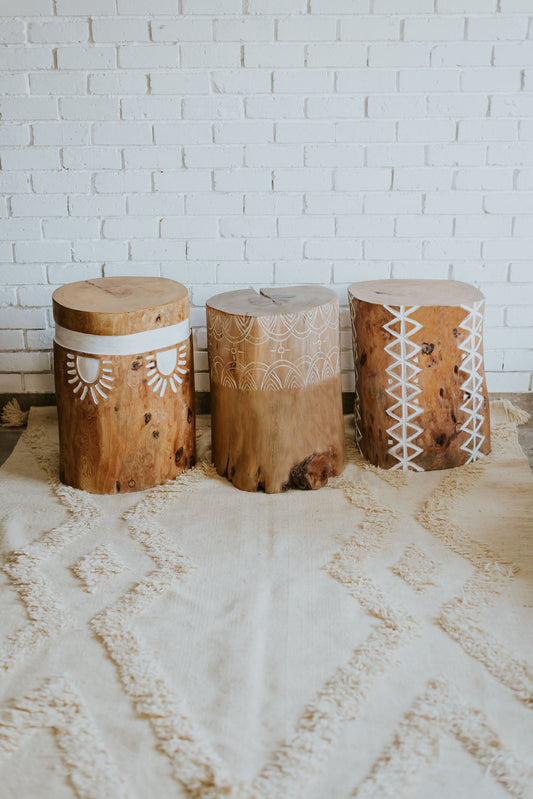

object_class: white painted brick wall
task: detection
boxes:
[1,3,532,396]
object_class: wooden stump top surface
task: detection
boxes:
[348,279,484,307]
[206,286,338,317]
[53,277,189,336]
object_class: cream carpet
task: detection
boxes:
[0,401,532,799]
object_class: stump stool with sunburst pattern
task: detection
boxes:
[53,277,195,493]
[206,286,345,493]
[348,279,491,472]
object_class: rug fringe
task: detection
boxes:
[1,398,29,428]
[490,398,530,426]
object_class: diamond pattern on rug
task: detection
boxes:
[72,545,125,593]
[392,544,440,592]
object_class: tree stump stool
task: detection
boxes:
[53,276,195,494]
[348,279,491,472]
[206,286,345,493]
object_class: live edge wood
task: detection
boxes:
[53,277,195,494]
[207,286,345,493]
[348,279,491,472]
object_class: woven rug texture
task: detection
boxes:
[0,401,532,799]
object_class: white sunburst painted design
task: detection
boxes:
[458,301,486,464]
[383,305,424,472]
[66,354,114,404]
[146,343,188,398]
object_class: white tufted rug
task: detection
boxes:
[0,402,532,799]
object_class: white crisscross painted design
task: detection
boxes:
[349,299,362,451]
[383,305,424,471]
[458,301,486,464]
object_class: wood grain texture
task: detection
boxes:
[349,280,491,472]
[53,277,194,494]
[53,276,189,336]
[207,287,345,493]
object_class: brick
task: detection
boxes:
[1,46,53,70]
[336,120,395,142]
[128,194,185,215]
[182,0,242,11]
[57,46,116,70]
[43,218,100,239]
[15,241,71,263]
[245,194,302,215]
[89,72,148,95]
[276,121,335,142]
[211,70,270,94]
[56,0,115,11]
[428,94,488,117]
[32,172,91,194]
[186,193,243,215]
[427,143,486,166]
[455,216,512,237]
[24,373,55,392]
[92,19,150,43]
[488,143,533,165]
[246,239,302,260]
[214,169,271,191]
[162,218,217,238]
[187,239,243,260]
[391,262,449,279]
[367,95,427,118]
[437,0,497,10]
[152,19,212,41]
[310,0,369,10]
[339,16,400,41]
[181,43,241,68]
[365,193,423,214]
[1,331,25,349]
[278,216,334,237]
[399,69,460,93]
[334,168,391,190]
[151,72,209,94]
[369,43,431,67]
[273,168,332,191]
[29,21,89,43]
[117,0,177,11]
[368,144,424,167]
[0,20,26,43]
[395,215,452,237]
[246,96,304,119]
[491,95,533,118]
[73,241,128,262]
[18,285,56,307]
[26,329,53,350]
[122,97,182,120]
[119,44,179,69]
[123,146,182,169]
[455,168,513,191]
[336,69,397,94]
[337,215,394,237]
[93,122,152,145]
[461,68,521,92]
[60,98,119,120]
[245,44,304,68]
[484,193,533,214]
[102,218,159,239]
[424,192,482,214]
[217,262,273,283]
[0,219,42,239]
[468,16,527,41]
[154,171,212,192]
[11,194,67,220]
[0,74,28,94]
[34,121,90,147]
[214,18,273,42]
[423,239,481,260]
[333,262,390,283]
[215,121,273,144]
[275,261,332,284]
[219,217,276,238]
[245,144,301,167]
[306,44,366,68]
[68,195,125,217]
[62,147,122,170]
[0,352,50,372]
[278,17,337,41]
[2,148,60,170]
[0,0,52,15]
[154,122,212,144]
[184,145,242,168]
[397,119,456,142]
[404,17,464,41]
[47,264,103,283]
[30,72,87,96]
[305,239,362,259]
[482,239,533,260]
[431,44,492,67]
[493,42,533,66]
[306,145,364,167]
[0,97,57,120]
[105,262,160,278]
[183,96,242,120]
[0,125,30,146]
[94,172,152,194]
[367,238,422,260]
[249,0,307,11]
[458,120,518,142]
[273,70,334,94]
[305,193,363,214]
[516,170,533,189]
[307,96,364,119]
[3,307,47,329]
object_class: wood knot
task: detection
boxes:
[187,408,193,424]
[421,342,434,355]
[152,430,159,439]
[175,447,183,464]
[144,413,151,424]
[287,451,335,491]
[128,479,136,488]
[131,360,142,371]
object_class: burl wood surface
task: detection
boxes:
[53,277,194,494]
[349,280,491,472]
[207,287,345,493]
[53,276,189,335]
